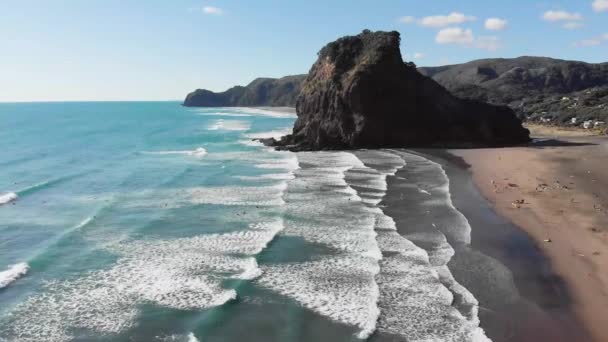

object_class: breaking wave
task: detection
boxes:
[207,119,251,131]
[366,150,489,341]
[143,147,208,158]
[0,192,18,205]
[0,220,284,341]
[0,263,29,289]
[257,151,382,339]
[197,112,252,117]
[245,128,292,140]
[254,150,488,340]
[229,107,296,118]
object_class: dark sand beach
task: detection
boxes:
[439,130,608,342]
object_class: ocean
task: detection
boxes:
[0,102,491,341]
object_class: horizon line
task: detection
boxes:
[0,99,184,104]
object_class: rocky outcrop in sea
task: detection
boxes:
[268,30,529,151]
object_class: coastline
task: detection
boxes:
[408,149,589,341]
[443,135,608,342]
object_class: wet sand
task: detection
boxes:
[381,149,587,341]
[445,135,608,341]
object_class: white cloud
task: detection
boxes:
[419,12,476,28]
[399,16,416,24]
[542,10,583,22]
[436,27,474,44]
[573,33,608,47]
[592,0,608,12]
[475,36,501,51]
[574,39,602,47]
[435,28,503,51]
[203,6,223,15]
[563,22,584,29]
[404,52,426,60]
[485,18,508,30]
[413,52,425,59]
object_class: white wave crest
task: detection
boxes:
[259,256,381,339]
[197,112,252,117]
[0,192,18,205]
[236,173,296,181]
[0,263,29,289]
[189,183,287,207]
[187,333,200,342]
[245,128,292,140]
[254,155,300,171]
[1,220,284,341]
[207,119,251,131]
[362,150,489,341]
[143,147,207,158]
[229,107,296,118]
[257,151,382,339]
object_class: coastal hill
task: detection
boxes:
[269,30,529,150]
[419,57,608,126]
[184,56,608,129]
[183,75,305,107]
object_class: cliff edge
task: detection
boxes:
[269,30,530,150]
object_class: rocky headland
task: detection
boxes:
[183,75,305,107]
[268,30,529,150]
[185,56,607,131]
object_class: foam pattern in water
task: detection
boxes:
[257,151,382,339]
[206,119,251,131]
[0,192,18,205]
[0,220,284,341]
[0,263,29,289]
[355,150,490,342]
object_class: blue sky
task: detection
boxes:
[1,0,607,102]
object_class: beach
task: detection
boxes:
[448,130,608,342]
[1,102,605,341]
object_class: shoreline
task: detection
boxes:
[442,135,608,342]
[419,149,589,341]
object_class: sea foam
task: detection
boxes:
[245,128,292,140]
[207,119,251,131]
[0,263,29,289]
[0,192,18,205]
[229,107,296,118]
[257,151,383,339]
[0,220,284,341]
[358,150,490,341]
[143,147,207,158]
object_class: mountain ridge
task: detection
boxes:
[418,56,608,125]
[183,56,608,128]
[183,75,306,107]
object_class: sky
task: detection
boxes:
[0,0,607,102]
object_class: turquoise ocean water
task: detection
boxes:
[0,102,492,341]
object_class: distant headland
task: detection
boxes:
[184,39,607,131]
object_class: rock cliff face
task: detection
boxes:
[419,57,608,125]
[271,30,529,151]
[183,75,306,107]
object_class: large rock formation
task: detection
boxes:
[270,30,529,151]
[183,75,306,107]
[419,57,608,125]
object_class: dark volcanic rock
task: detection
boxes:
[183,75,306,107]
[419,57,608,125]
[272,30,529,151]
